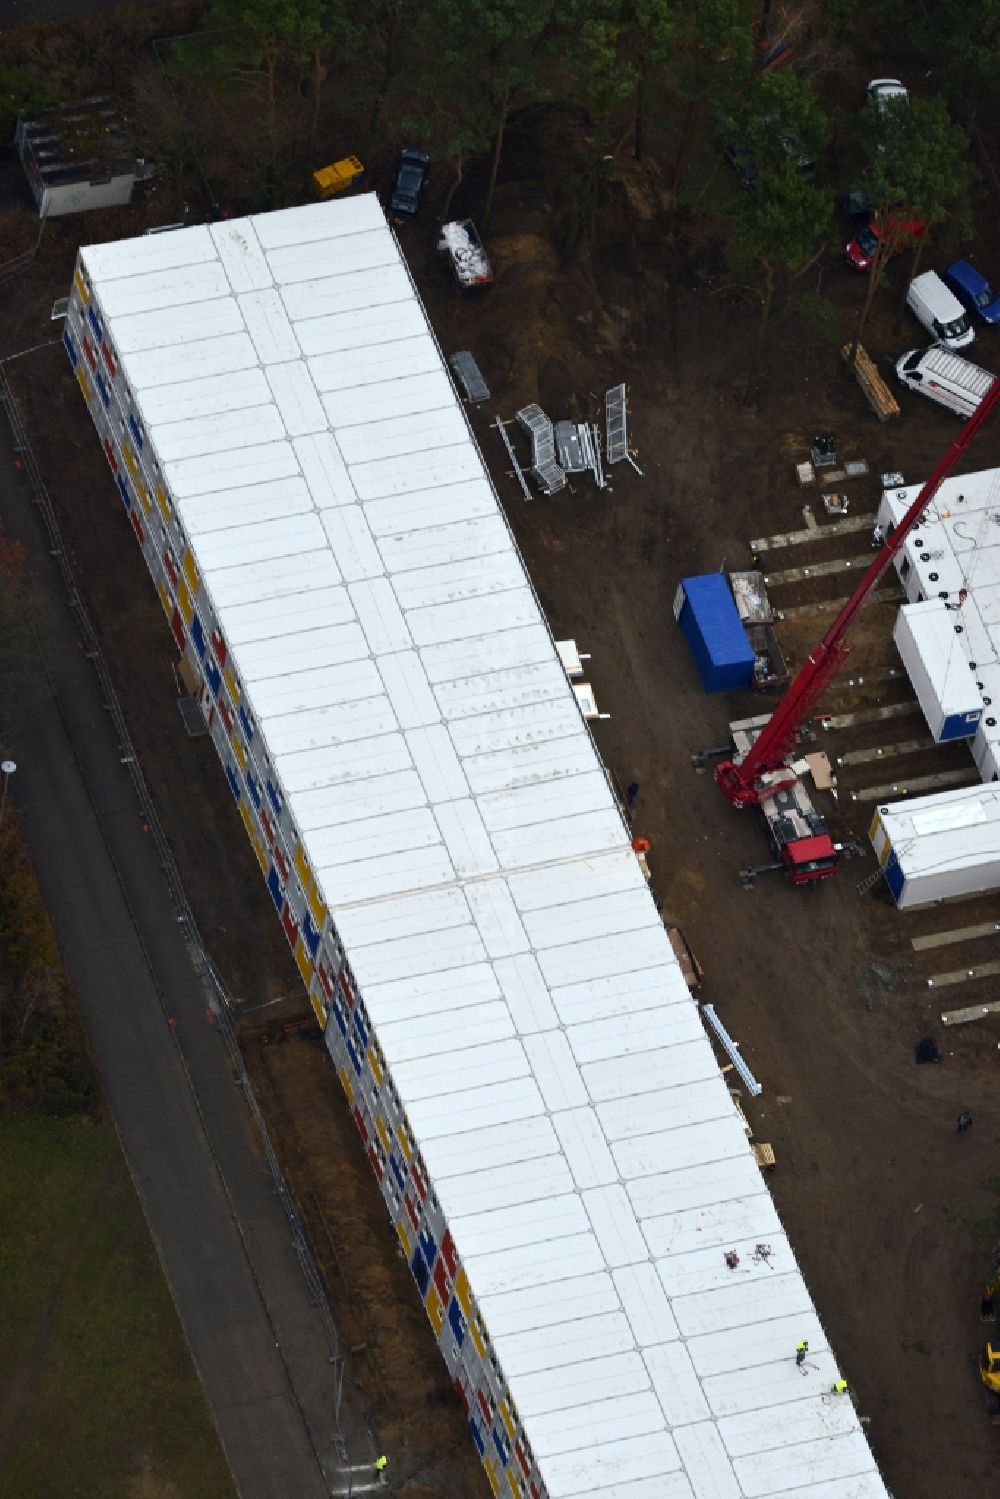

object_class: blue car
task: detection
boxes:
[942,260,1000,324]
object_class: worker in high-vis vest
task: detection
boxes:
[375,1454,388,1474]
[795,1339,808,1366]
[832,1378,849,1395]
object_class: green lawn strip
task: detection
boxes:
[0,1112,235,1499]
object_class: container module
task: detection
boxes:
[674,574,756,693]
[16,96,152,218]
[67,195,891,1499]
[871,783,1000,907]
[879,469,1000,779]
[893,598,982,742]
[973,661,1000,781]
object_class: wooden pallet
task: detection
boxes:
[753,1142,777,1171]
[841,343,900,422]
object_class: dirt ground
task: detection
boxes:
[4,100,1000,1499]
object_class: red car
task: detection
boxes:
[845,215,925,271]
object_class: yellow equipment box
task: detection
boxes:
[312,156,364,198]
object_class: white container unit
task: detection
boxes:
[893,598,982,742]
[871,783,1000,907]
[973,662,1000,780]
[67,197,892,1499]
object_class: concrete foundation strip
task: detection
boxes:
[851,769,981,803]
[765,553,882,587]
[912,922,1000,952]
[751,513,876,551]
[927,961,1000,990]
[940,1000,1000,1025]
[776,587,904,620]
[836,738,933,766]
[822,700,918,730]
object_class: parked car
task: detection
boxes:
[389,148,430,217]
[723,138,757,190]
[438,220,494,290]
[942,260,1000,324]
[779,130,816,180]
[906,270,975,350]
[844,214,925,271]
[837,188,875,222]
[722,128,814,190]
[867,78,908,113]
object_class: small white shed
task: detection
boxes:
[16,97,152,219]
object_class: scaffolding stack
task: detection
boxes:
[516,403,567,494]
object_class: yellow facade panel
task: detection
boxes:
[294,935,314,987]
[368,1044,384,1088]
[182,548,199,594]
[425,1283,445,1335]
[176,578,194,626]
[395,1217,412,1258]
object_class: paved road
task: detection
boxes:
[2,0,175,30]
[0,390,340,1497]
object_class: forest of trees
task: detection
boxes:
[0,0,996,387]
[150,0,993,386]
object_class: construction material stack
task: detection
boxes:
[66,193,891,1499]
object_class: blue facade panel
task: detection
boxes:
[678,574,755,693]
[884,851,905,905]
[939,708,982,742]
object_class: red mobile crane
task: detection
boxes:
[714,378,1000,883]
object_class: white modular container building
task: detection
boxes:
[892,598,982,742]
[878,470,1000,772]
[66,196,890,1499]
[870,783,1000,907]
[972,662,1000,781]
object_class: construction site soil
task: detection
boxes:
[3,107,1000,1499]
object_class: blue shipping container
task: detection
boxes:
[676,574,755,693]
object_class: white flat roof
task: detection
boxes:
[882,469,1000,775]
[895,597,981,717]
[81,196,889,1499]
[875,781,1000,876]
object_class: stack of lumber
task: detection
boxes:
[841,342,900,421]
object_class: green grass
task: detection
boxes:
[0,1111,235,1499]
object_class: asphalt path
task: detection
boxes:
[2,0,175,30]
[0,387,339,1497]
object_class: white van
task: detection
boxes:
[895,344,996,416]
[906,271,975,350]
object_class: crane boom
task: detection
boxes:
[716,378,1000,808]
